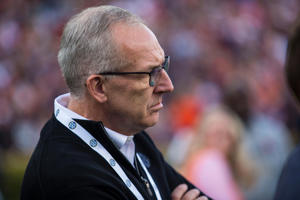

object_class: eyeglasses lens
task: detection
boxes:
[149,56,169,86]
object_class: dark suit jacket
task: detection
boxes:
[21,115,209,199]
[274,145,300,200]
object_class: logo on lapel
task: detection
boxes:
[137,153,151,168]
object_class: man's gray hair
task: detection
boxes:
[58,5,143,97]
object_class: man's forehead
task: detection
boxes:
[111,22,164,62]
[111,23,154,44]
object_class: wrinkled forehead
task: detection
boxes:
[111,22,165,66]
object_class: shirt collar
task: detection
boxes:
[54,93,132,150]
[105,127,134,149]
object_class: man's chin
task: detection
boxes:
[140,114,160,129]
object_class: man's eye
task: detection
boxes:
[151,67,161,74]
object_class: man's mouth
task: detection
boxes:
[150,102,163,111]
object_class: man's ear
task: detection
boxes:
[85,75,108,103]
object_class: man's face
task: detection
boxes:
[102,23,174,135]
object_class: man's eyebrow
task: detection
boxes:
[145,55,165,70]
[147,61,162,69]
[149,63,162,71]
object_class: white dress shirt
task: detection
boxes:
[55,93,136,166]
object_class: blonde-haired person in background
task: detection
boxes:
[182,106,256,200]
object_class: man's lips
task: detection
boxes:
[150,102,163,111]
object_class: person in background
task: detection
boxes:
[274,17,300,199]
[20,5,210,200]
[223,80,291,200]
[182,106,256,200]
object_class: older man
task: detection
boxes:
[274,18,300,200]
[21,5,209,200]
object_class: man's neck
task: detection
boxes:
[67,95,101,121]
[67,95,139,136]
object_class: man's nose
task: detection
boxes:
[154,70,174,93]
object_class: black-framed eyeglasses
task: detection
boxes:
[99,56,170,87]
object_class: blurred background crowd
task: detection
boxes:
[1,0,300,199]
